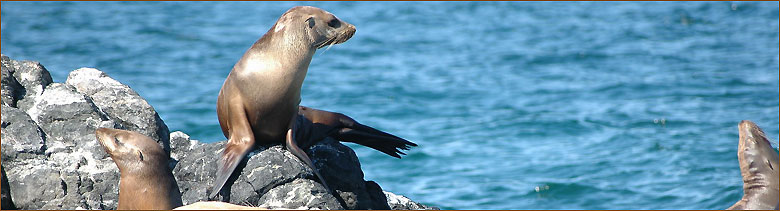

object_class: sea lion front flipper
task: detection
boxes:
[727,120,779,210]
[211,104,256,200]
[286,125,331,191]
[212,141,254,199]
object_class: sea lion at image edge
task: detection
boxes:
[727,120,779,210]
[95,128,183,210]
[211,6,416,199]
[97,128,270,210]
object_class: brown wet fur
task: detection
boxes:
[212,6,355,199]
[95,128,183,210]
[727,120,779,210]
[297,106,417,158]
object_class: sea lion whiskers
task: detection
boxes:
[318,37,338,56]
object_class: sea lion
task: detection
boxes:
[96,128,183,210]
[97,128,271,210]
[727,120,779,210]
[211,6,415,199]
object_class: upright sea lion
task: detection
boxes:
[97,128,270,210]
[727,120,779,210]
[212,6,415,199]
[96,128,183,210]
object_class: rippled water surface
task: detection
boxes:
[2,2,779,209]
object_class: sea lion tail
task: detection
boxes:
[211,142,253,199]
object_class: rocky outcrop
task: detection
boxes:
[1,56,52,111]
[66,68,170,153]
[170,135,401,209]
[0,55,434,210]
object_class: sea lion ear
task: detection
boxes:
[137,151,144,162]
[306,17,315,28]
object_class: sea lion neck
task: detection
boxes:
[251,21,316,61]
[117,165,182,210]
[233,26,316,79]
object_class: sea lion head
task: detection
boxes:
[96,128,183,209]
[273,6,356,49]
[96,128,169,173]
[728,120,780,210]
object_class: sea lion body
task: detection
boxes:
[212,6,356,198]
[217,5,355,150]
[727,120,779,210]
[96,128,183,210]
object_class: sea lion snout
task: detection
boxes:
[95,127,167,164]
[320,22,355,49]
[96,128,127,157]
[288,6,355,49]
[728,120,779,210]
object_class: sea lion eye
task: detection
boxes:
[327,19,340,28]
[306,17,315,28]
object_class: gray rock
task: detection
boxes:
[309,138,374,209]
[1,56,122,210]
[172,134,221,205]
[227,145,318,206]
[170,131,198,162]
[4,160,65,209]
[0,55,23,107]
[258,178,343,209]
[66,68,171,156]
[384,191,438,210]
[173,136,399,210]
[0,55,53,112]
[3,139,120,210]
[1,104,46,162]
[26,83,111,159]
[1,165,16,210]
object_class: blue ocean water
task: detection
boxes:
[2,2,779,209]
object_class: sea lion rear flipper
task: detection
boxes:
[727,120,779,210]
[335,116,417,158]
[298,106,417,158]
[286,127,331,191]
[337,128,414,158]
